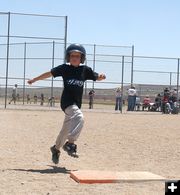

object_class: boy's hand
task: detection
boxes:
[27,79,35,85]
[97,74,106,81]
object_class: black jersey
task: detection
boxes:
[51,64,98,111]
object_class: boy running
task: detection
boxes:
[27,44,106,164]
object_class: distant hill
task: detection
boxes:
[0,84,178,102]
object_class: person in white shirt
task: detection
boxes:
[127,86,136,111]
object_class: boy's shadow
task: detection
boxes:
[9,165,76,174]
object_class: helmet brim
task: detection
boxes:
[68,49,84,54]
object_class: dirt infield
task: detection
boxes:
[0,108,179,195]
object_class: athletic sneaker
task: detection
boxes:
[63,142,78,158]
[50,145,60,164]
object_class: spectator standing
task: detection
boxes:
[34,94,38,104]
[115,87,122,111]
[89,90,95,109]
[40,93,45,106]
[9,84,18,104]
[127,86,136,111]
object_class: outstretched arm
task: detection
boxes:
[97,73,106,81]
[27,71,52,85]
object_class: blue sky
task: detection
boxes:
[1,0,180,57]
[1,0,180,88]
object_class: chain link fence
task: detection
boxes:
[1,12,179,112]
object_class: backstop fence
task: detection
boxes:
[0,12,180,111]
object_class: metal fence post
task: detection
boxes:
[92,44,96,89]
[121,56,124,113]
[5,12,11,109]
[169,72,172,90]
[63,16,68,63]
[177,58,179,106]
[23,42,27,105]
[50,41,55,106]
[131,45,134,87]
[84,59,88,97]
